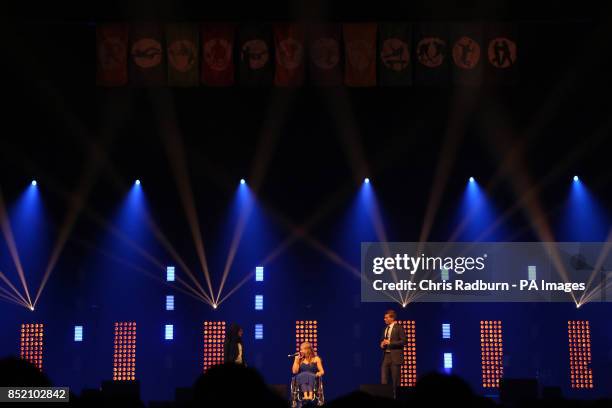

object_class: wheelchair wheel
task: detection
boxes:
[316,377,324,406]
[290,377,298,408]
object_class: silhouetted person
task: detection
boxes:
[324,391,397,408]
[0,357,89,407]
[193,363,285,408]
[224,323,246,366]
[0,357,51,387]
[413,372,475,407]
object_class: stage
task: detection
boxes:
[2,0,612,406]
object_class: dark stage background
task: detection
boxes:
[2,0,612,403]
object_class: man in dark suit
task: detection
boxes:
[380,309,407,394]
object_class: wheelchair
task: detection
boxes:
[290,374,324,407]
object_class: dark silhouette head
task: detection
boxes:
[414,372,474,406]
[193,363,284,408]
[0,357,51,387]
[226,323,244,343]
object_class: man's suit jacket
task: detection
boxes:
[381,323,407,364]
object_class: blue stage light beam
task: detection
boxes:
[214,185,287,308]
[413,179,503,303]
[215,181,256,305]
[335,179,377,261]
[0,182,51,309]
[14,182,51,307]
[78,182,210,308]
[558,176,610,241]
[86,181,162,314]
[561,177,612,306]
[358,180,407,305]
[449,178,506,242]
[333,180,404,305]
[353,179,389,244]
[118,181,148,241]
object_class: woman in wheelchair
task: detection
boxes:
[291,342,324,407]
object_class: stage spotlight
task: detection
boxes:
[254,295,263,310]
[254,324,264,340]
[240,179,246,185]
[20,323,44,371]
[202,321,225,372]
[295,320,318,354]
[443,353,453,371]
[454,174,505,241]
[560,172,608,241]
[528,265,537,281]
[212,304,218,309]
[113,322,137,381]
[29,306,35,311]
[135,179,141,185]
[74,326,83,342]
[165,295,175,311]
[364,177,370,184]
[480,320,504,388]
[568,320,593,389]
[255,266,264,282]
[397,320,417,387]
[166,266,175,282]
[31,180,37,186]
[164,324,174,340]
[442,323,451,339]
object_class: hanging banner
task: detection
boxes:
[97,21,519,88]
[129,23,166,86]
[343,23,377,87]
[485,23,519,85]
[274,23,305,86]
[238,23,273,86]
[414,23,449,86]
[450,23,484,86]
[200,23,236,86]
[308,23,343,86]
[166,23,199,87]
[378,22,412,86]
[96,23,128,87]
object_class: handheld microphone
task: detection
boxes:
[288,352,300,358]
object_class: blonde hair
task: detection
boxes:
[300,341,316,360]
